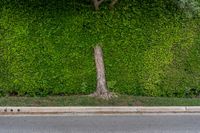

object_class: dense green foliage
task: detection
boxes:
[0,0,200,97]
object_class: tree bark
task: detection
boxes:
[91,45,113,99]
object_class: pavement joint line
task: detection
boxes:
[0,106,200,115]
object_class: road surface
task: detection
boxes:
[0,114,200,133]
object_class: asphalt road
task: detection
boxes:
[0,114,200,133]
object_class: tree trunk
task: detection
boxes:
[91,45,113,99]
[109,0,118,10]
[92,0,104,10]
[92,0,117,11]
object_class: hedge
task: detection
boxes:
[0,0,200,97]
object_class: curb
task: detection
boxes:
[1,106,200,115]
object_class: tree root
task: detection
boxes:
[89,92,118,100]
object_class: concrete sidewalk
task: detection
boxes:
[1,106,200,115]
